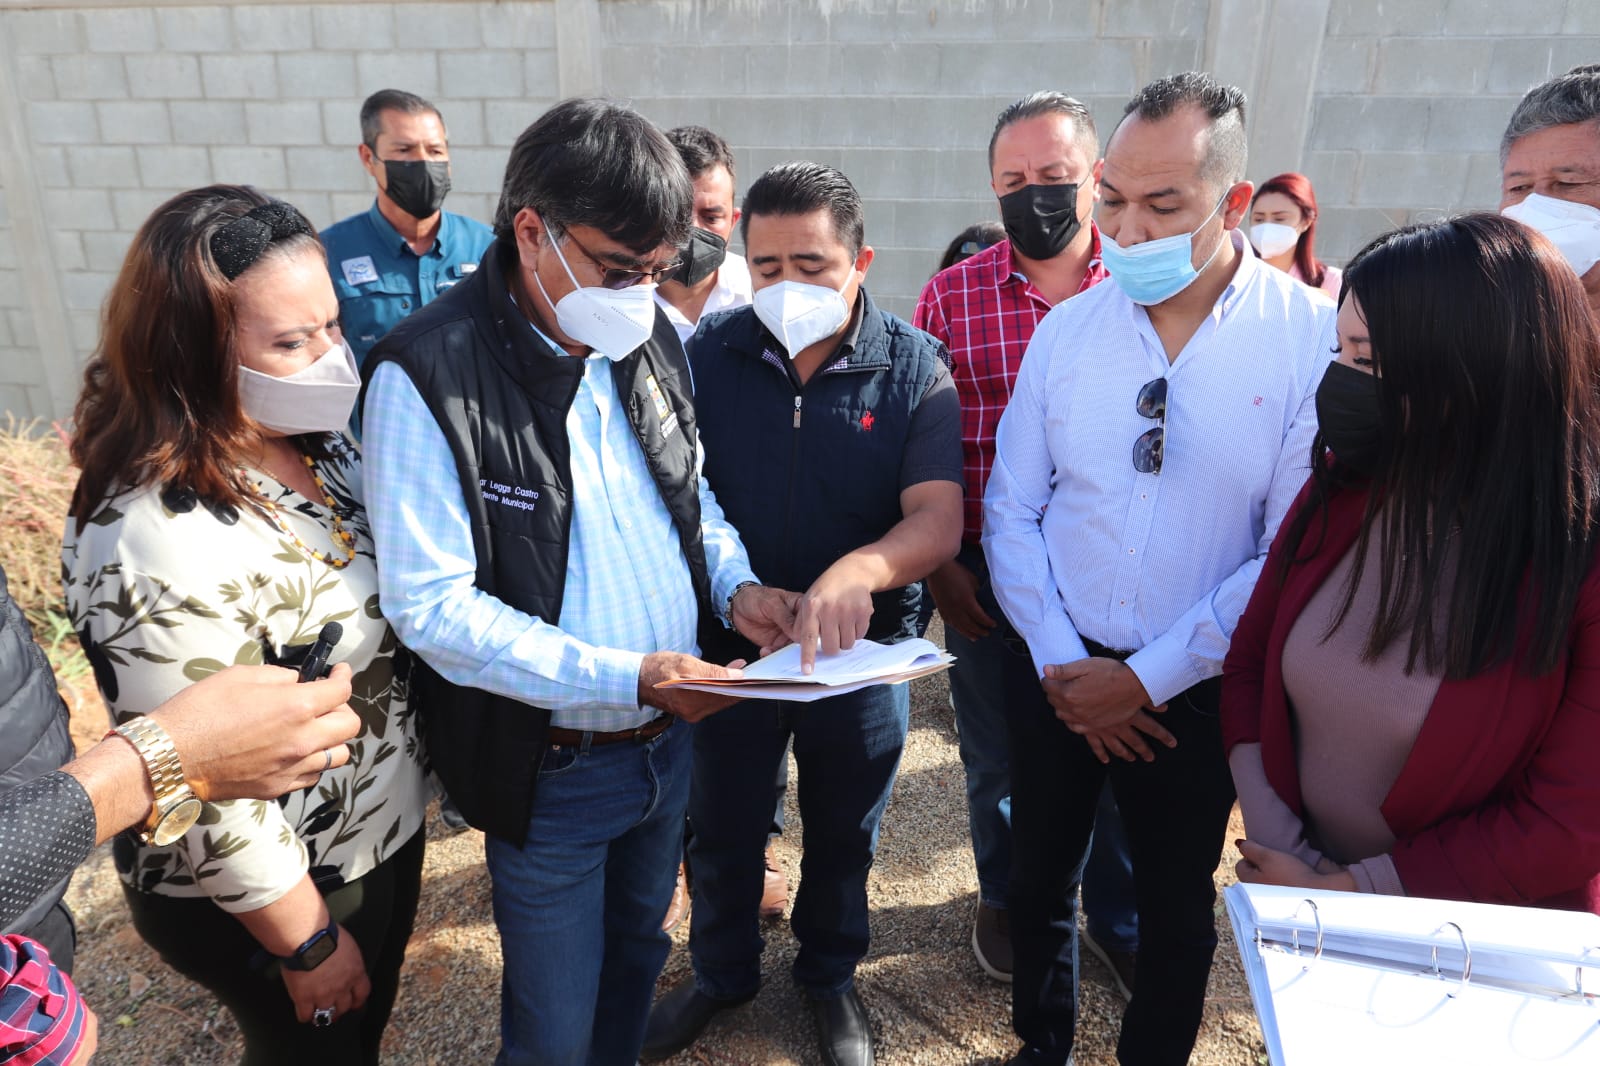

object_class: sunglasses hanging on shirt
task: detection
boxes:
[1133,377,1167,474]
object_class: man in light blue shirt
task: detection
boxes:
[360,98,800,1066]
[983,72,1334,1066]
[321,89,494,375]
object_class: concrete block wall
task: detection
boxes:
[0,0,1596,420]
[1308,0,1600,262]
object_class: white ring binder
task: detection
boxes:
[1430,921,1472,997]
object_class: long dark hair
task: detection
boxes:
[1254,172,1327,288]
[69,185,326,529]
[1278,213,1600,679]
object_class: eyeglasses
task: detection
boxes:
[1133,377,1166,475]
[562,230,681,290]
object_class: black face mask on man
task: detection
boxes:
[672,227,728,287]
[382,160,451,220]
[1316,361,1384,474]
[999,182,1081,262]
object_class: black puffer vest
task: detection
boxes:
[363,241,717,844]
[0,564,75,934]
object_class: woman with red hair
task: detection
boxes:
[1250,172,1342,299]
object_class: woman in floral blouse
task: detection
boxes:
[62,186,429,1064]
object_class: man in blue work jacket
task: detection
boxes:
[322,89,494,377]
[641,162,964,1066]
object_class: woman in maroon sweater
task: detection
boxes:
[1221,213,1600,914]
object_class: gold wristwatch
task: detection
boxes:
[111,716,203,846]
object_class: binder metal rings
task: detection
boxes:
[1290,898,1325,971]
[1430,921,1473,998]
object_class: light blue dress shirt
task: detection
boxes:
[363,326,759,732]
[982,233,1336,707]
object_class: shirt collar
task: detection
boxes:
[364,200,446,260]
[979,222,1106,296]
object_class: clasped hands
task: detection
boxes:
[1040,656,1177,764]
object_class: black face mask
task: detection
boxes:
[672,227,727,287]
[999,182,1081,262]
[382,159,451,220]
[1316,361,1383,474]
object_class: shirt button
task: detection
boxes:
[1119,599,1126,606]
[1128,548,1136,554]
[624,520,634,530]
[401,299,411,309]
[1141,493,1148,500]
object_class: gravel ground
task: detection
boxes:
[63,619,1268,1064]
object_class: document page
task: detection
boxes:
[656,638,954,702]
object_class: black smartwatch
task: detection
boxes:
[279,919,339,972]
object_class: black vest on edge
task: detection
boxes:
[362,241,717,844]
[0,564,75,936]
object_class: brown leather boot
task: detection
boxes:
[662,862,691,933]
[759,843,789,920]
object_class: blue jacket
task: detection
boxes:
[690,291,951,659]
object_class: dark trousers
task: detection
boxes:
[17,901,76,975]
[688,684,910,999]
[124,829,426,1066]
[1005,654,1235,1066]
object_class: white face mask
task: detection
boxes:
[533,220,658,360]
[1503,192,1600,279]
[752,279,852,358]
[238,339,360,435]
[1250,221,1300,259]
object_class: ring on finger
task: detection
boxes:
[312,1006,335,1028]
[320,748,333,773]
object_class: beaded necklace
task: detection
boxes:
[252,453,357,570]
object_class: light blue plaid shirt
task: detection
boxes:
[363,344,758,732]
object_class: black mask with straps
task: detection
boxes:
[672,227,728,288]
[999,182,1082,262]
[1316,361,1384,474]
[382,159,451,220]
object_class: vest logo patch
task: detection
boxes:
[859,410,875,431]
[645,374,679,440]
[480,477,539,513]
[340,255,379,286]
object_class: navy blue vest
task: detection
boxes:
[691,292,946,661]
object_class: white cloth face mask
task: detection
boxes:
[1503,192,1600,278]
[533,220,658,360]
[1250,221,1300,259]
[752,279,851,358]
[238,339,360,435]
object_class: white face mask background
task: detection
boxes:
[752,278,853,358]
[1503,193,1600,279]
[533,219,659,361]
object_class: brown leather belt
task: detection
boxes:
[547,714,672,749]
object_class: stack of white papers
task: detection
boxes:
[1226,882,1600,1065]
[657,637,954,703]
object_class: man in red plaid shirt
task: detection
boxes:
[913,92,1138,992]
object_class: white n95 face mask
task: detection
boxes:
[533,220,658,360]
[753,279,851,358]
[1250,221,1300,259]
[1503,193,1600,278]
[239,339,360,435]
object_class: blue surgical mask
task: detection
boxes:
[1101,193,1229,306]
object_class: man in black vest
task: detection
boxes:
[359,99,801,1066]
[641,163,964,1066]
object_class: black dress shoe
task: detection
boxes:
[639,978,754,1062]
[1002,1047,1073,1066]
[811,987,874,1066]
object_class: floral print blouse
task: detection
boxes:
[62,441,429,912]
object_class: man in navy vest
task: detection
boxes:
[641,163,964,1066]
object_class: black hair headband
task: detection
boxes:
[210,201,315,281]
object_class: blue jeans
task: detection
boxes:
[947,545,1139,952]
[483,719,689,1066]
[688,683,910,1000]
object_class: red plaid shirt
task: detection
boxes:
[913,228,1108,543]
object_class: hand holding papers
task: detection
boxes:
[1226,882,1600,1065]
[656,638,954,703]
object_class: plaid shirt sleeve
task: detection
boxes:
[0,933,87,1065]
